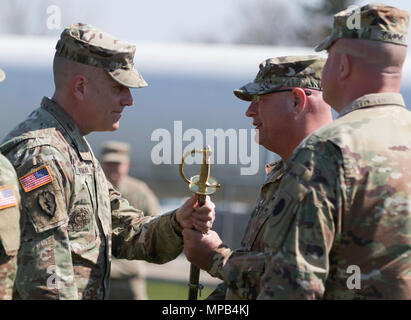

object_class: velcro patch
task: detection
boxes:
[19,165,53,192]
[0,185,18,210]
[38,190,56,217]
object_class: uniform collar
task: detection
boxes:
[41,97,93,161]
[338,92,405,118]
[264,159,285,184]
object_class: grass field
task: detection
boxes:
[147,279,215,300]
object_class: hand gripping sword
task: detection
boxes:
[179,145,220,300]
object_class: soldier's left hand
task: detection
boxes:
[175,194,215,233]
[183,229,222,270]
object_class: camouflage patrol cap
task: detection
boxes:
[55,22,147,88]
[234,55,325,101]
[100,140,130,163]
[0,68,5,82]
[315,4,409,52]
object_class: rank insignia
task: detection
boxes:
[19,165,53,192]
[38,190,56,217]
[0,185,18,210]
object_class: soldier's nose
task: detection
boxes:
[122,88,134,107]
[245,102,257,117]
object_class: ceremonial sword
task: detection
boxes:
[179,146,220,300]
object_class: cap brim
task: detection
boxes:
[0,69,5,82]
[233,81,282,101]
[233,81,263,101]
[108,68,148,88]
[233,89,253,101]
[314,34,336,52]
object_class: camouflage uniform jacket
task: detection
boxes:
[0,97,183,300]
[256,92,411,299]
[0,155,21,300]
[207,160,286,299]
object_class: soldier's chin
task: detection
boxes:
[322,88,333,107]
[109,121,121,132]
[96,123,120,133]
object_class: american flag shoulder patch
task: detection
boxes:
[19,165,53,192]
[0,185,18,210]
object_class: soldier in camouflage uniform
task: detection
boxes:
[0,68,22,300]
[100,141,160,217]
[183,56,333,299]
[185,3,411,300]
[100,141,160,300]
[0,23,215,300]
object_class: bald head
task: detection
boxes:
[322,39,407,111]
[51,53,135,136]
[53,53,102,92]
[333,39,407,74]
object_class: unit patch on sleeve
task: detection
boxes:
[19,165,53,192]
[37,190,57,217]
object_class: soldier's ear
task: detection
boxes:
[339,53,351,80]
[71,74,87,101]
[291,88,307,116]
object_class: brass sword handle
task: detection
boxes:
[179,146,220,300]
[179,147,220,196]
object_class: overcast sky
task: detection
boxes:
[61,0,411,43]
[2,0,411,45]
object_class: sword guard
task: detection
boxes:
[179,146,220,195]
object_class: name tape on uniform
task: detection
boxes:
[19,165,53,192]
[0,185,18,210]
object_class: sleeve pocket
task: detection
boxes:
[0,204,20,255]
[18,162,68,233]
[263,167,310,251]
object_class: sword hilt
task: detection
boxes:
[179,146,220,300]
[179,146,220,196]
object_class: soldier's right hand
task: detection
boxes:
[175,194,215,233]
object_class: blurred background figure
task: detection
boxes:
[100,140,161,300]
